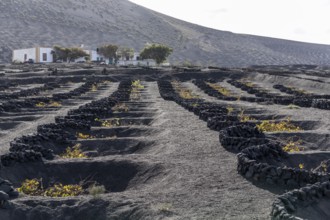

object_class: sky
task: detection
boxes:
[129,0,330,45]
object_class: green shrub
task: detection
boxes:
[87,184,106,197]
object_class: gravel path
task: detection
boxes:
[113,82,276,219]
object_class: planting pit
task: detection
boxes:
[241,114,286,120]
[75,96,99,101]
[0,112,48,117]
[262,151,330,173]
[94,118,154,127]
[87,127,157,138]
[289,152,330,173]
[1,160,161,193]
[119,107,159,112]
[294,198,330,220]
[0,115,43,122]
[269,132,330,150]
[258,120,319,131]
[123,102,155,108]
[6,198,110,220]
[112,112,156,118]
[231,108,266,115]
[19,108,59,113]
[0,122,21,130]
[76,138,154,156]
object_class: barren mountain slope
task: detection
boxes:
[0,0,330,66]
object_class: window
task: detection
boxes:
[24,54,27,61]
[42,53,47,61]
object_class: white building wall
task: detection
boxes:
[117,52,140,61]
[13,47,53,63]
[138,59,157,67]
[90,50,99,61]
[90,50,110,63]
[39,47,53,63]
[12,48,36,63]
[116,59,156,67]
[133,52,140,60]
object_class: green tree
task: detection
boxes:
[52,46,88,62]
[53,45,70,62]
[98,44,119,64]
[68,48,89,62]
[140,44,173,65]
[117,47,134,60]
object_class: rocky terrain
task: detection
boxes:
[0,0,330,66]
[0,64,330,219]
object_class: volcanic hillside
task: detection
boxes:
[0,0,330,66]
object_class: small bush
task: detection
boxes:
[131,80,144,89]
[286,104,300,109]
[206,82,231,96]
[77,132,94,139]
[172,81,199,99]
[226,106,234,115]
[48,101,62,107]
[130,80,144,100]
[179,89,198,99]
[173,81,199,99]
[238,110,255,122]
[95,118,120,127]
[312,160,330,174]
[87,184,106,197]
[90,83,98,92]
[112,103,129,112]
[17,179,83,197]
[17,179,43,196]
[321,161,329,173]
[155,203,173,213]
[35,102,46,108]
[257,118,301,132]
[282,140,303,152]
[60,143,87,159]
[44,183,83,197]
[35,101,62,108]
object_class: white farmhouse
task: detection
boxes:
[116,52,157,67]
[12,47,103,64]
[12,47,162,67]
[89,50,110,64]
[12,47,53,63]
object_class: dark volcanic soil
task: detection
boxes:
[0,65,330,220]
